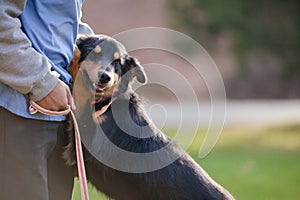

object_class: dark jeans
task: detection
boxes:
[0,107,74,200]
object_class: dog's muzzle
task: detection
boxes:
[98,71,111,85]
[94,70,115,93]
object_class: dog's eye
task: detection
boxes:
[114,61,122,74]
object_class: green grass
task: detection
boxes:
[72,124,300,200]
[72,183,109,200]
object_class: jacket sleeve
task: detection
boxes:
[0,0,58,101]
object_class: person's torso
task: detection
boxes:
[0,0,83,121]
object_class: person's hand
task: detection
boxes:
[36,79,75,111]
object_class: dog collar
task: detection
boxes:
[92,101,112,120]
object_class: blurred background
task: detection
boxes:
[74,1,300,199]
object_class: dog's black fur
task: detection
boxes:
[65,35,234,200]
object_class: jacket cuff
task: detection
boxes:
[29,71,59,101]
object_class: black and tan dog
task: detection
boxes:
[64,34,235,200]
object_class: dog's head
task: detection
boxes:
[69,35,147,119]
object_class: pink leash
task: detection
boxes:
[29,100,90,200]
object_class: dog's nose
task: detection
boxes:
[98,72,111,84]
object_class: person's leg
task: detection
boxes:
[0,107,74,200]
[48,122,74,200]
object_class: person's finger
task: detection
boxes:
[56,80,68,110]
[41,80,65,111]
[66,86,76,110]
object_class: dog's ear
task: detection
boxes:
[68,45,81,84]
[124,57,147,84]
[134,61,147,84]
